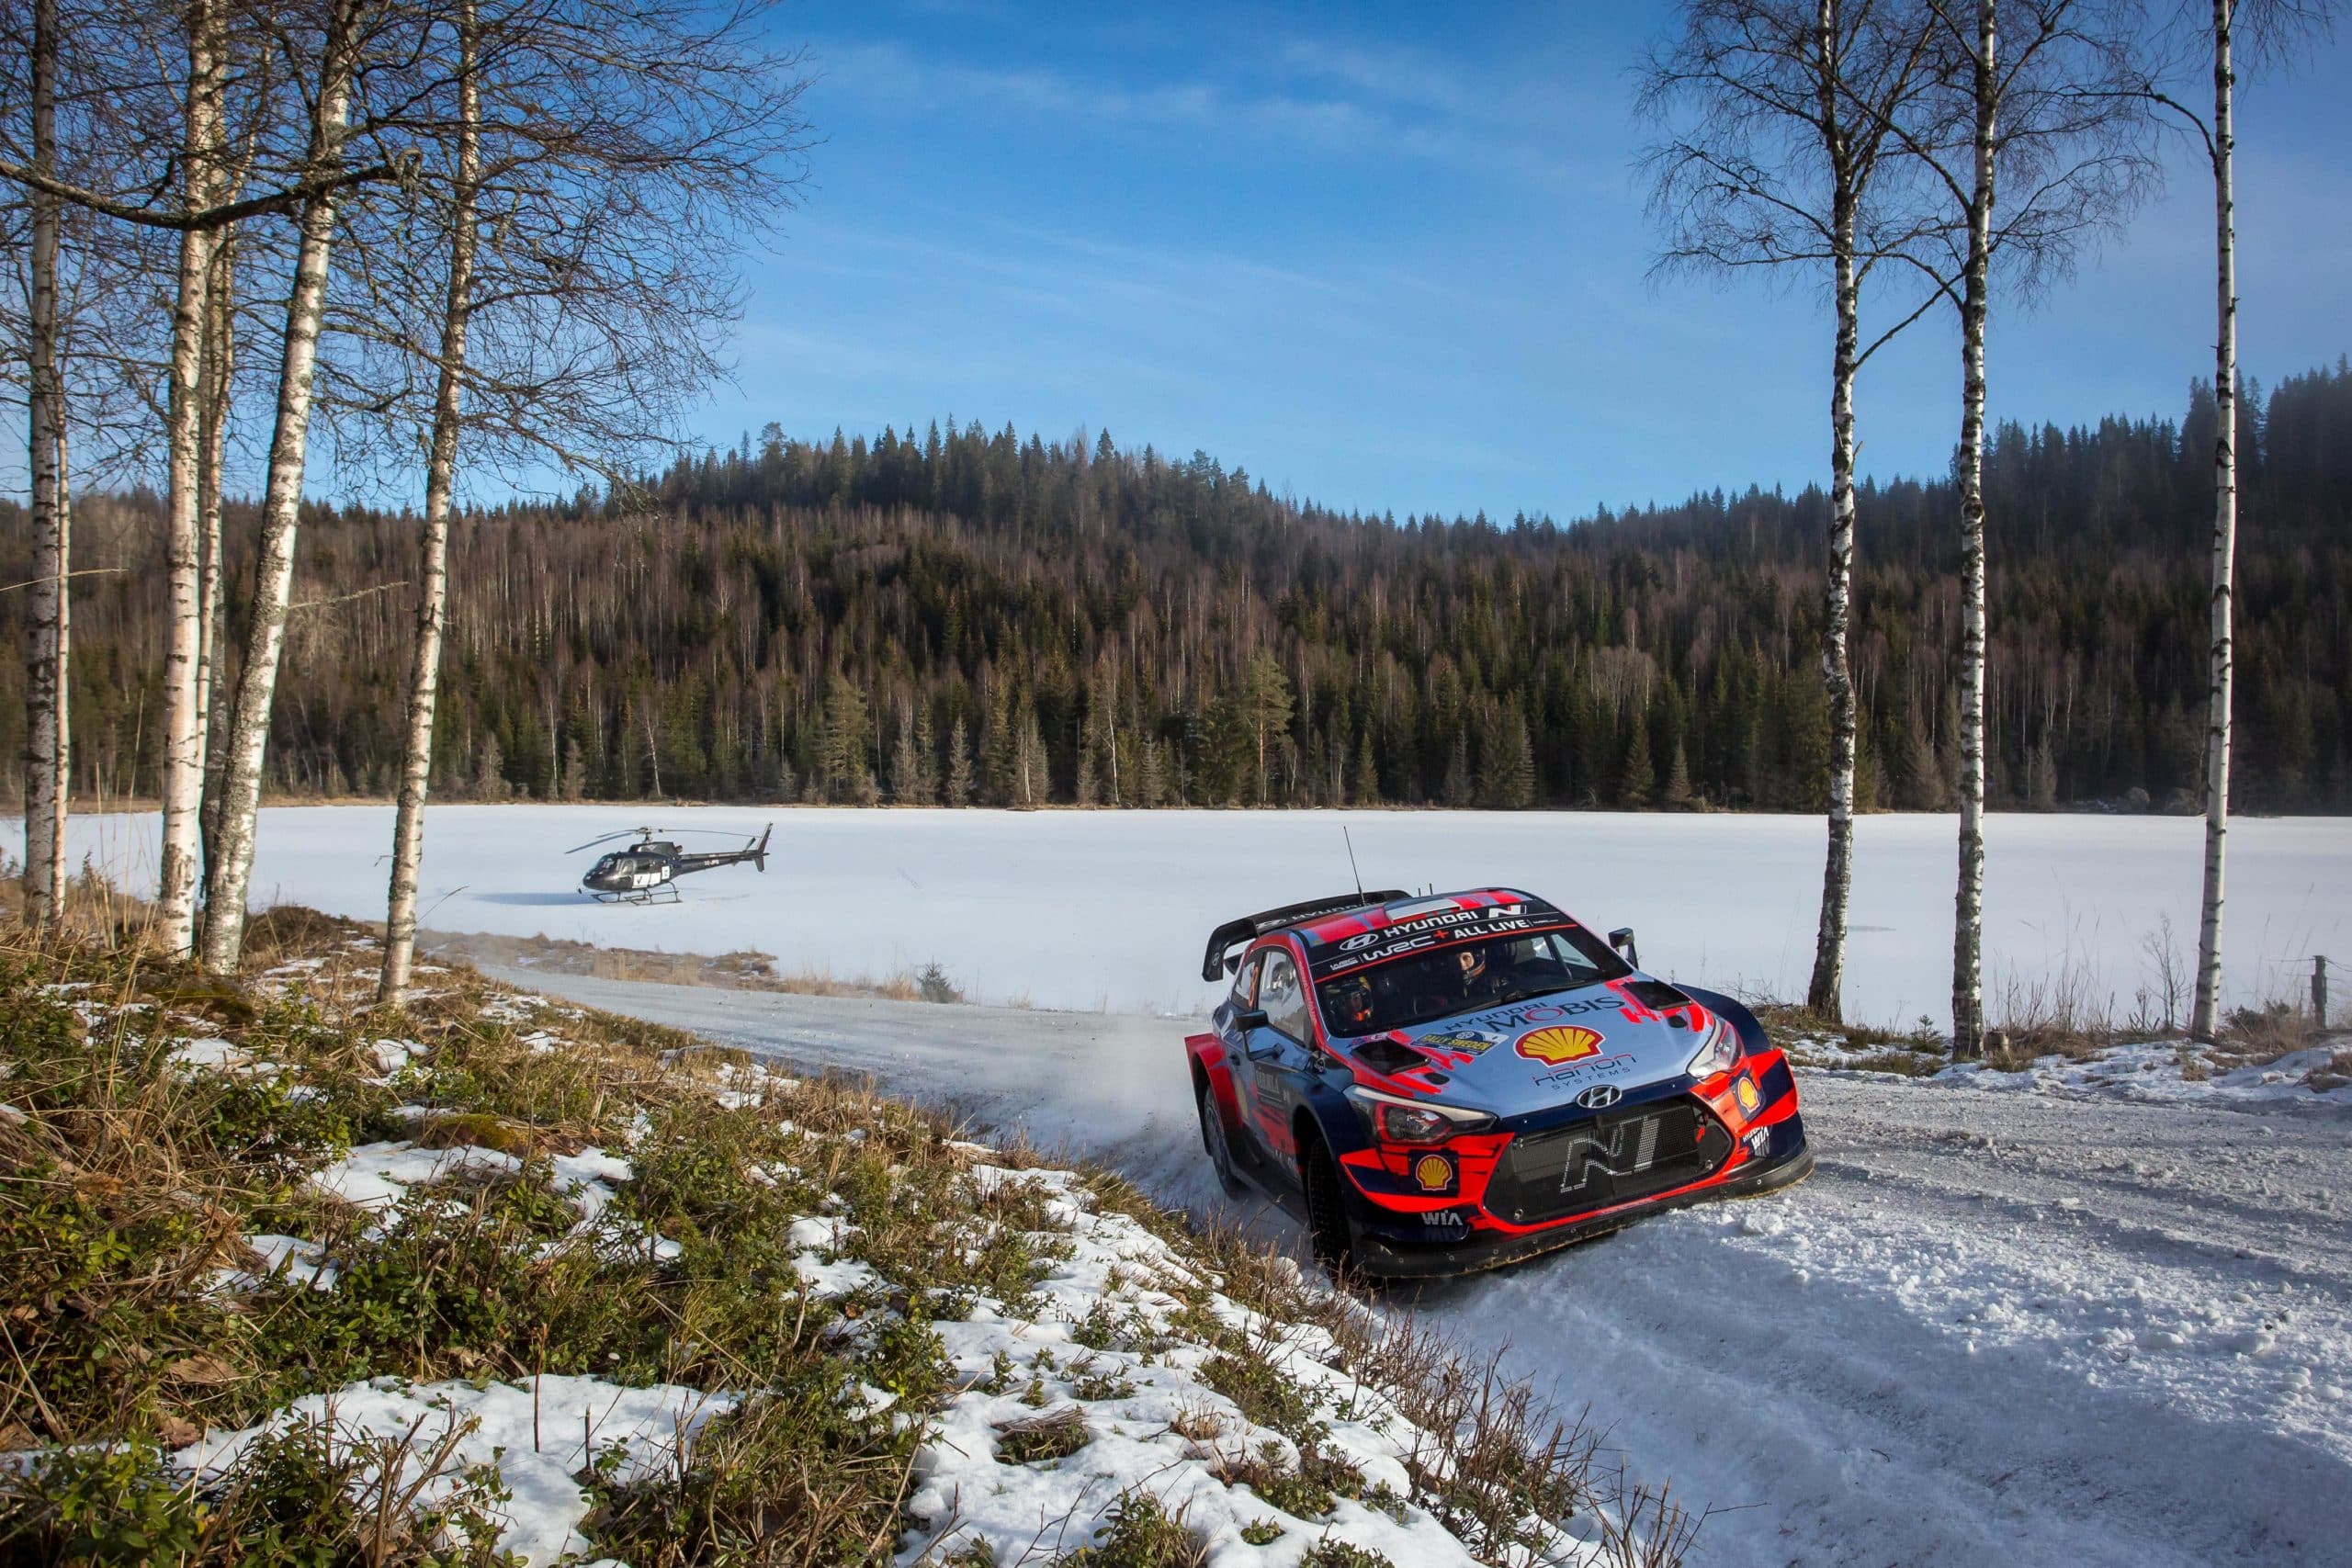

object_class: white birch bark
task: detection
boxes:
[2189,0,2236,1043]
[200,6,359,972]
[156,0,225,955]
[1807,0,1860,1021]
[1951,0,1997,1059]
[381,1,481,1003]
[21,0,67,924]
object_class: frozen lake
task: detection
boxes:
[17,806,2349,1027]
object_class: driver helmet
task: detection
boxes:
[1327,976,1375,1033]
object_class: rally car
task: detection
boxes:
[1185,887,1813,1278]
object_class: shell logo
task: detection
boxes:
[1412,1152,1454,1191]
[1515,1025,1604,1065]
[1734,1075,1762,1116]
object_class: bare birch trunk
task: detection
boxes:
[195,227,237,895]
[381,1,481,1003]
[1951,0,1997,1059]
[1807,0,1859,1021]
[21,0,67,923]
[2189,0,2236,1043]
[200,7,358,972]
[157,0,225,955]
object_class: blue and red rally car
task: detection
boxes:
[1186,887,1814,1277]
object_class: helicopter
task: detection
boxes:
[567,823,774,905]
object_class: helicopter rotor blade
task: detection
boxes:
[566,830,640,854]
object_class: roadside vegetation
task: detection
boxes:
[0,900,1690,1566]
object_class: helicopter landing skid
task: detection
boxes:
[589,885,681,907]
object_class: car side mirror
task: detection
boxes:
[1608,927,1640,967]
[1229,1007,1269,1032]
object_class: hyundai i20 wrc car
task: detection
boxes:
[1185,887,1814,1278]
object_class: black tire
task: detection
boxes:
[1297,1125,1357,1276]
[1196,1079,1248,1199]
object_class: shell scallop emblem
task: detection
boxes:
[1412,1152,1454,1191]
[1515,1025,1604,1066]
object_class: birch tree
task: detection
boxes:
[1881,0,2152,1054]
[377,0,479,1001]
[1641,0,1942,1022]
[155,0,231,953]
[18,0,67,922]
[199,0,374,971]
[2139,0,2340,1041]
[363,0,809,998]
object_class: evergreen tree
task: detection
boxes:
[1662,733,1692,808]
[943,716,974,806]
[1241,651,1294,807]
[817,674,873,803]
[1621,723,1655,808]
[1352,728,1382,807]
[1442,731,1472,807]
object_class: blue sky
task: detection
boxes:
[711,0,2352,521]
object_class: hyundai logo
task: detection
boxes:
[1576,1084,1623,1111]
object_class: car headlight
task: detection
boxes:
[1344,1084,1497,1145]
[1684,1011,1740,1078]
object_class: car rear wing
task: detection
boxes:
[1201,890,1409,982]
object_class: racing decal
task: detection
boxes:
[1515,1025,1605,1066]
[1415,1030,1500,1056]
[1455,992,1627,1034]
[1530,1051,1640,1092]
[1734,1074,1762,1117]
[1336,900,1528,950]
[1310,908,1563,979]
[1412,1152,1455,1192]
[1554,1115,1670,1198]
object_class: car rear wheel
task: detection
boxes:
[1196,1079,1247,1199]
[1297,1126,1356,1276]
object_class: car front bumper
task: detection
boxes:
[1349,1111,1815,1280]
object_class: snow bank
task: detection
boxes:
[1932,1038,2352,1107]
[908,1177,1504,1568]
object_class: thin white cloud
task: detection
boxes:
[816,39,1587,188]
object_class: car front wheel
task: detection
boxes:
[1197,1079,1247,1199]
[1297,1125,1357,1276]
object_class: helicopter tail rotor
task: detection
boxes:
[752,823,773,873]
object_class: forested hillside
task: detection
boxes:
[9,361,2349,814]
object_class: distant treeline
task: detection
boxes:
[8,360,2350,814]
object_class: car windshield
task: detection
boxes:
[1316,928,1627,1037]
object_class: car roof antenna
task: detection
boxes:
[1342,826,1365,903]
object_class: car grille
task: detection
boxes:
[1482,1097,1734,1226]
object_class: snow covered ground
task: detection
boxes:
[485,971,2352,1568]
[19,805,2352,1028]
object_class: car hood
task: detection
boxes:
[1343,979,1708,1119]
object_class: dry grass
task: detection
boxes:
[0,911,953,1562]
